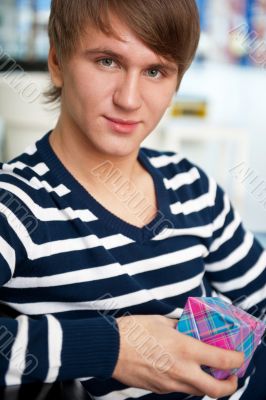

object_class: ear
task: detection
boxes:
[48,45,63,88]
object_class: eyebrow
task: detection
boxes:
[84,47,178,72]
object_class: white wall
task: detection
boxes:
[0,71,59,160]
[168,62,266,232]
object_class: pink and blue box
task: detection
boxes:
[176,297,266,379]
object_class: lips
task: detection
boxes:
[105,116,140,125]
[104,116,140,134]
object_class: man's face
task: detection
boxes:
[55,15,178,158]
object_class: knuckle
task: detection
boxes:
[239,352,245,366]
[231,378,238,393]
[152,377,196,395]
[171,363,187,381]
[151,379,174,395]
[168,382,186,394]
[206,382,225,399]
[178,345,192,360]
[152,385,170,395]
[207,380,237,399]
[153,388,165,395]
[219,354,233,370]
[207,386,222,398]
[155,382,198,396]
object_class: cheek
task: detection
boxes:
[141,87,174,133]
[145,87,173,117]
[147,77,175,101]
[64,64,98,96]
[63,74,104,121]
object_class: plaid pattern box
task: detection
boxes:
[176,297,266,379]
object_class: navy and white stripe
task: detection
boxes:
[0,131,265,399]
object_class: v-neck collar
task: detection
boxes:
[37,131,172,243]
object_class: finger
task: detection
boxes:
[173,383,205,397]
[194,341,245,371]
[189,367,238,398]
[154,379,205,397]
[166,317,179,329]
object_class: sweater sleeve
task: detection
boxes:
[204,178,266,320]
[0,213,120,386]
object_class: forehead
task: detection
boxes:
[79,14,177,70]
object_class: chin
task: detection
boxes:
[104,148,135,158]
[97,141,140,158]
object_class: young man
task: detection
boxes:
[0,0,265,399]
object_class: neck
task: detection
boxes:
[49,119,142,193]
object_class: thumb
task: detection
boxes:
[167,318,179,329]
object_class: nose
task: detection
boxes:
[113,72,142,111]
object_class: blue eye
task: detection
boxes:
[98,58,115,67]
[147,69,162,78]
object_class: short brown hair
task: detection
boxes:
[46,0,200,103]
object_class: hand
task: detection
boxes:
[112,314,244,397]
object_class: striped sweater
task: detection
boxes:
[0,131,265,400]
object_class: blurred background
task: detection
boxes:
[0,0,266,244]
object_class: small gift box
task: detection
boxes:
[176,297,266,379]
